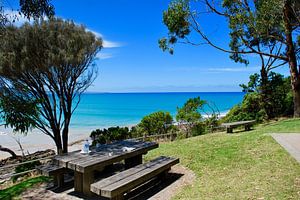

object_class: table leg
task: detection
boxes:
[82,171,93,196]
[125,154,142,169]
[227,127,233,133]
[74,171,83,193]
[53,174,64,187]
[74,171,94,196]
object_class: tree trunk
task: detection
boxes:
[260,67,272,118]
[0,145,17,158]
[53,130,63,155]
[283,1,300,117]
[62,127,69,154]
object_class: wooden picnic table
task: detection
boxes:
[53,140,158,196]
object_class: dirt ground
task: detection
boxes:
[20,165,195,200]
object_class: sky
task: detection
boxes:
[3,0,290,92]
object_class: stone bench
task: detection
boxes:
[90,156,179,200]
[221,120,256,133]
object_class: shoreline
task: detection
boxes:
[0,111,228,160]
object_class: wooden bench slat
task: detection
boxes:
[91,156,179,198]
[91,156,170,191]
[36,164,66,176]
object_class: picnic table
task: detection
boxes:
[221,120,255,133]
[53,140,158,196]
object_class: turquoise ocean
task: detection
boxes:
[71,92,244,129]
[0,92,244,157]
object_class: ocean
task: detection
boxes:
[71,92,244,129]
[0,92,244,157]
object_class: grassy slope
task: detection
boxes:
[0,176,50,200]
[145,119,300,200]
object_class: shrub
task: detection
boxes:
[90,126,131,145]
[138,111,173,136]
[191,122,206,136]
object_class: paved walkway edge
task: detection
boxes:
[271,133,300,163]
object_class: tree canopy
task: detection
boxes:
[0,0,54,28]
[139,111,173,136]
[0,18,102,154]
[160,0,300,116]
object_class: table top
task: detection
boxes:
[54,140,158,173]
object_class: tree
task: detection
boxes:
[0,18,103,154]
[0,0,54,28]
[160,0,300,117]
[139,111,173,136]
[176,97,206,137]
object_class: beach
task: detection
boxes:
[0,92,243,159]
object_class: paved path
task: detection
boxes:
[271,133,300,163]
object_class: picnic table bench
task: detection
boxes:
[47,140,158,196]
[36,164,67,187]
[91,156,179,200]
[221,120,255,133]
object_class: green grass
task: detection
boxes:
[0,176,50,200]
[145,118,300,199]
[2,119,300,199]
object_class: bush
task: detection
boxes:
[224,73,293,122]
[90,126,131,145]
[138,111,174,136]
[191,122,206,136]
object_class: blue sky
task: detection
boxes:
[4,0,290,92]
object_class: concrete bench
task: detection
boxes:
[222,120,256,133]
[90,156,179,200]
[36,164,67,187]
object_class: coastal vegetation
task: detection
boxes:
[223,73,293,122]
[0,18,102,154]
[159,0,300,117]
[2,119,300,199]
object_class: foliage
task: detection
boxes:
[222,93,267,123]
[0,92,39,133]
[145,118,300,199]
[0,18,103,153]
[0,0,54,29]
[224,73,293,122]
[138,111,174,136]
[191,122,206,136]
[0,176,50,200]
[160,0,300,117]
[176,97,206,137]
[90,126,131,145]
[12,160,41,182]
[176,97,206,123]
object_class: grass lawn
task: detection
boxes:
[145,118,300,199]
[0,176,50,200]
[1,119,300,199]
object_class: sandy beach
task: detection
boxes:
[0,127,95,159]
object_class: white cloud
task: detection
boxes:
[167,66,260,73]
[86,28,122,48]
[208,66,260,72]
[96,53,114,60]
